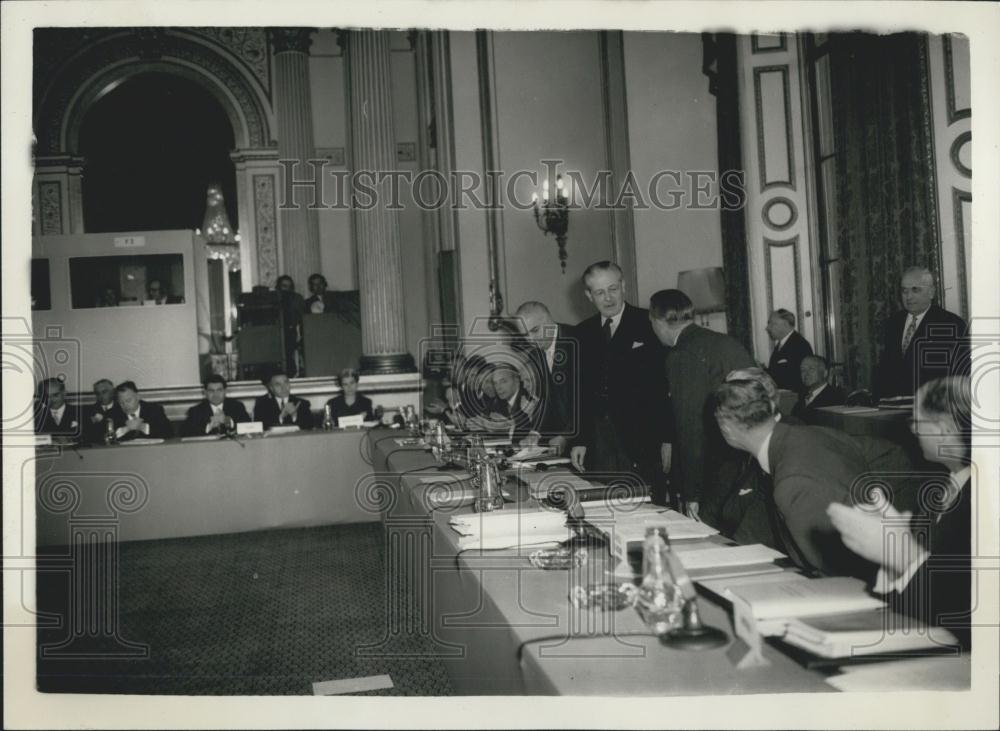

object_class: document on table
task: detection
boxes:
[726,576,885,621]
[449,508,570,550]
[674,544,785,571]
[118,438,166,445]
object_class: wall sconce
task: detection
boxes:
[532,174,570,273]
[677,267,727,326]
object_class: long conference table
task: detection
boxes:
[368,430,970,696]
[34,428,378,547]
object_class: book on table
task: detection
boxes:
[782,608,960,658]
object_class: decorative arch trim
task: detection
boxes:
[36,30,274,155]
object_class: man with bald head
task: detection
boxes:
[874,267,968,399]
[514,300,578,454]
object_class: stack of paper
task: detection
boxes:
[119,437,166,445]
[449,508,570,550]
[587,504,721,544]
[726,576,885,637]
[783,609,959,658]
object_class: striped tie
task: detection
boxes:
[901,316,918,352]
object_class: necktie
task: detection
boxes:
[602,318,613,343]
[901,315,918,352]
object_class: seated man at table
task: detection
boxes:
[713,370,877,579]
[182,374,250,436]
[109,380,173,441]
[489,363,542,445]
[82,378,121,443]
[325,368,374,425]
[791,355,846,423]
[253,370,313,430]
[828,375,972,649]
[34,377,82,438]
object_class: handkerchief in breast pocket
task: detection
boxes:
[632,341,644,349]
[777,358,788,364]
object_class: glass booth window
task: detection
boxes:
[31,259,51,311]
[69,254,185,309]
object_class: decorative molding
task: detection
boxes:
[600,30,639,296]
[761,196,798,231]
[917,37,944,284]
[38,181,63,235]
[949,131,971,178]
[753,65,795,191]
[952,188,971,320]
[37,29,273,154]
[252,174,278,286]
[751,33,787,54]
[190,28,271,98]
[942,35,971,124]
[269,28,314,55]
[763,236,803,329]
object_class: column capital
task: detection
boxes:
[269,28,314,54]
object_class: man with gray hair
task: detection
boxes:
[713,369,876,579]
[765,308,813,392]
[875,266,967,399]
[514,300,578,454]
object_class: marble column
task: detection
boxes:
[269,28,322,290]
[344,30,416,373]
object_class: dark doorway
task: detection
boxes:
[79,71,238,233]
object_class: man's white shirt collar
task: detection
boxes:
[804,382,828,405]
[776,331,793,351]
[50,403,66,422]
[755,421,780,474]
[544,331,558,370]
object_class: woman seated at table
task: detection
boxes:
[325,368,374,426]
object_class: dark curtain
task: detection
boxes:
[705,33,753,353]
[830,33,940,390]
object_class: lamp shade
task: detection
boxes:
[677,267,726,314]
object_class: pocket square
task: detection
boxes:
[777,358,788,364]
[632,341,644,349]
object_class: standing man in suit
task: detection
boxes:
[875,266,968,398]
[713,371,877,579]
[791,355,846,422]
[649,289,754,523]
[34,377,82,438]
[303,273,337,314]
[829,375,972,648]
[182,374,250,436]
[514,300,578,455]
[253,370,313,430]
[765,308,813,392]
[570,262,670,492]
[110,381,173,441]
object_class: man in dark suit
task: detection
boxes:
[182,374,251,436]
[791,355,846,422]
[302,273,338,314]
[713,371,878,579]
[829,375,972,649]
[253,370,313,430]
[34,377,82,438]
[649,289,754,523]
[765,308,813,392]
[570,262,670,490]
[490,363,542,444]
[875,266,969,399]
[82,378,121,443]
[514,300,579,454]
[109,380,173,441]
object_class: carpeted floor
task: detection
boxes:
[36,522,453,695]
